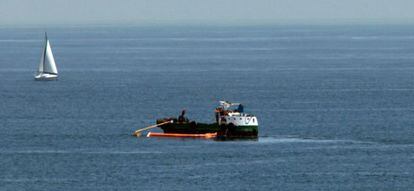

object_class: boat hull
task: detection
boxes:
[34,73,58,81]
[157,118,258,139]
[216,125,258,139]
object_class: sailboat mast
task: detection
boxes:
[42,32,47,73]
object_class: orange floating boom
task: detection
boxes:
[147,132,217,139]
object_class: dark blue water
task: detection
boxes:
[1,25,414,190]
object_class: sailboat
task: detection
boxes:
[34,33,58,80]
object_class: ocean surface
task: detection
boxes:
[0,25,413,190]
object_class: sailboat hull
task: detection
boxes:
[34,73,58,81]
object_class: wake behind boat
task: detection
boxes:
[34,33,58,81]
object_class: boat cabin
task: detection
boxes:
[215,101,258,127]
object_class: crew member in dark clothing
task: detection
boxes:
[215,107,222,123]
[237,104,244,113]
[178,110,186,122]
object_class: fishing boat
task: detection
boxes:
[34,33,58,81]
[156,101,259,139]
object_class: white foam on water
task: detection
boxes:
[259,137,337,144]
[257,136,366,144]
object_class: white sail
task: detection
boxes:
[37,34,58,75]
[44,40,58,74]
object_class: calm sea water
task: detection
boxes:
[0,25,414,190]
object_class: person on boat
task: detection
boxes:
[215,107,223,123]
[236,104,244,113]
[178,109,186,123]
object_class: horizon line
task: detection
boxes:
[2,18,414,28]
